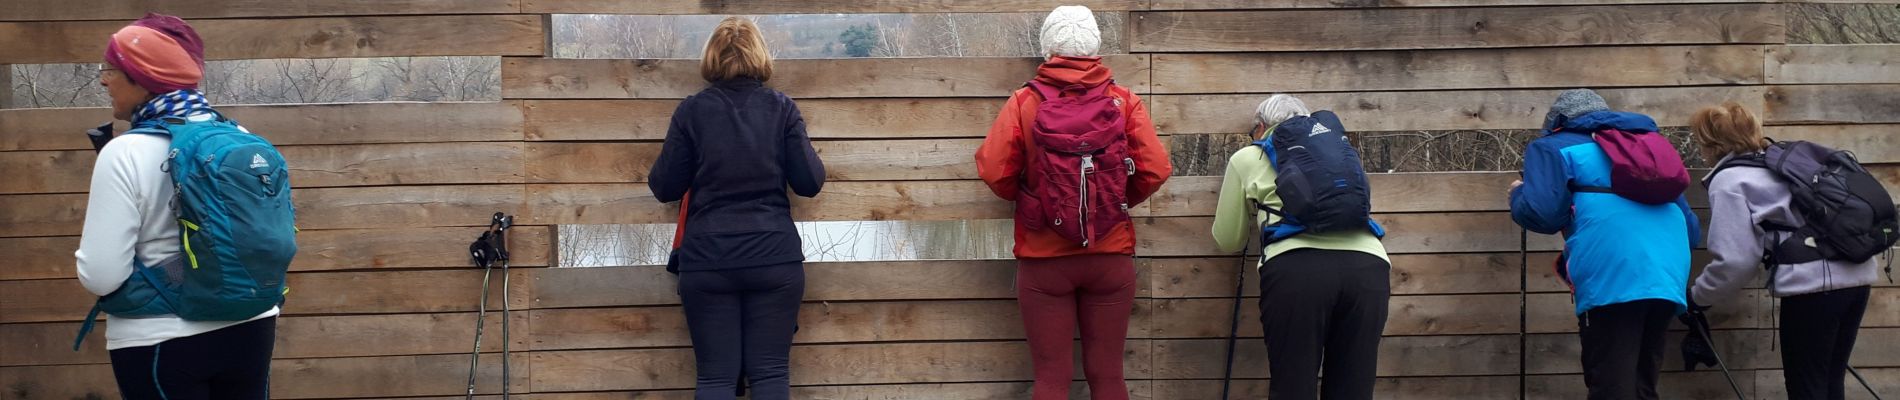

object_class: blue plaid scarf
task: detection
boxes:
[130,89,214,127]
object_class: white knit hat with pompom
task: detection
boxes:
[1040,6,1101,58]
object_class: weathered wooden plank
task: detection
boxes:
[282,142,526,188]
[523,98,1009,141]
[1755,368,1900,399]
[1151,45,1766,94]
[3,312,527,367]
[0,15,546,64]
[523,182,1010,225]
[0,102,527,152]
[1151,335,1519,378]
[1148,253,1547,298]
[0,227,548,281]
[1139,214,1566,257]
[1526,290,1775,333]
[0,193,87,237]
[0,0,520,21]
[1150,0,1769,9]
[523,140,982,183]
[1766,84,1900,125]
[0,149,95,194]
[1767,44,1900,85]
[516,382,1155,400]
[0,269,530,323]
[1147,171,1724,217]
[1526,330,1785,374]
[502,56,1149,100]
[1150,294,1520,338]
[293,185,526,231]
[1765,124,1900,164]
[1526,371,1766,400]
[531,341,1151,392]
[530,300,1053,350]
[1132,4,1783,52]
[1151,377,1519,400]
[520,0,1143,13]
[532,261,1021,309]
[0,355,528,398]
[1149,86,1768,134]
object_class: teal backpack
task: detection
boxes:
[75,111,297,350]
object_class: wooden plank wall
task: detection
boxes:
[2,1,1898,399]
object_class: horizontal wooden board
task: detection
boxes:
[3,312,527,367]
[521,182,1011,225]
[1766,84,1900,125]
[1754,368,1900,399]
[533,261,1025,308]
[1151,377,1519,400]
[1767,44,1900,85]
[1527,290,1776,333]
[530,341,1150,391]
[0,353,528,399]
[1150,294,1521,338]
[1149,86,1768,134]
[523,140,981,183]
[502,56,1149,99]
[0,102,526,152]
[0,149,95,195]
[0,15,546,63]
[522,98,1009,141]
[1150,0,1769,8]
[1526,328,1900,374]
[1138,214,1566,257]
[1,269,530,323]
[0,227,548,281]
[0,0,519,21]
[1132,4,1783,52]
[531,300,1045,350]
[2,142,526,193]
[520,0,1143,13]
[1526,371,1768,399]
[1148,253,1544,298]
[1764,124,1900,164]
[1151,335,1519,378]
[293,185,526,231]
[1151,45,1766,94]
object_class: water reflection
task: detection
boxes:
[557,219,1015,268]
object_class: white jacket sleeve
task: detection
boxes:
[74,140,144,296]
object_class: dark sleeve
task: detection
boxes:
[1510,139,1573,234]
[781,101,825,198]
[1678,194,1704,248]
[648,105,697,203]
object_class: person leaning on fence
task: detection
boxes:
[1685,102,1889,400]
[645,17,826,400]
[76,13,288,399]
[1509,89,1702,400]
[1209,94,1392,400]
[973,6,1172,400]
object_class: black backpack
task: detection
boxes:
[1252,110,1384,244]
[1707,140,1898,265]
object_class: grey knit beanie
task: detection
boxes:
[1542,89,1610,132]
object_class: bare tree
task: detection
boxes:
[1787,3,1900,44]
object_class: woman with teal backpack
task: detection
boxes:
[76,13,289,399]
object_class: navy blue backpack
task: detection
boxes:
[1253,110,1384,244]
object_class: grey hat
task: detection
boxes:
[1542,89,1610,132]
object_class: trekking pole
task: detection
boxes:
[1518,229,1528,400]
[464,221,499,399]
[1850,366,1886,400]
[494,213,513,400]
[1692,315,1747,400]
[1220,251,1247,400]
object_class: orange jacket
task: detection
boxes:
[975,56,1172,259]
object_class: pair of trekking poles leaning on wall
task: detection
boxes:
[69,6,1895,400]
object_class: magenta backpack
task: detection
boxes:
[1575,129,1690,205]
[1020,80,1132,247]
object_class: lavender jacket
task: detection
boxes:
[1690,155,1881,305]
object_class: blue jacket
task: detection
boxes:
[649,78,826,271]
[1510,111,1702,315]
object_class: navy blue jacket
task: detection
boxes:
[648,78,825,271]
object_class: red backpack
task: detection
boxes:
[1019,80,1132,247]
[1574,129,1690,205]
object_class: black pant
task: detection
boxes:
[1781,286,1871,400]
[678,262,804,400]
[1578,299,1674,400]
[1259,249,1391,400]
[108,317,277,400]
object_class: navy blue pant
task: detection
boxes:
[1258,249,1390,400]
[1579,299,1674,400]
[108,317,276,400]
[1781,286,1871,400]
[678,262,804,400]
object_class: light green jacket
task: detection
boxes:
[1209,145,1389,266]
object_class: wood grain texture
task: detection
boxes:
[1763,124,1900,163]
[0,142,527,193]
[0,269,530,323]
[522,98,1009,141]
[1133,4,1783,52]
[0,355,531,398]
[3,312,528,367]
[520,0,1143,13]
[1151,45,1766,94]
[0,0,519,21]
[1150,0,1770,8]
[1766,84,1900,125]
[0,227,548,281]
[532,261,1028,309]
[1767,45,1900,85]
[1148,253,1545,298]
[1151,377,1519,400]
[1148,86,1768,134]
[531,341,1151,392]
[0,15,546,64]
[523,140,982,183]
[502,56,1149,99]
[0,102,526,152]
[1151,335,1519,378]
[1139,214,1566,257]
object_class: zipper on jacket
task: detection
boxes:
[1080,157,1092,247]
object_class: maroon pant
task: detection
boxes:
[1017,254,1137,400]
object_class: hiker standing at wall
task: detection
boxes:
[647,17,826,400]
[974,6,1172,399]
[76,13,292,399]
[1209,95,1392,400]
[1510,89,1702,400]
[1685,102,1893,400]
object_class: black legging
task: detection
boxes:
[1578,299,1674,400]
[1258,248,1391,400]
[1781,285,1871,400]
[109,316,277,400]
[678,262,805,400]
